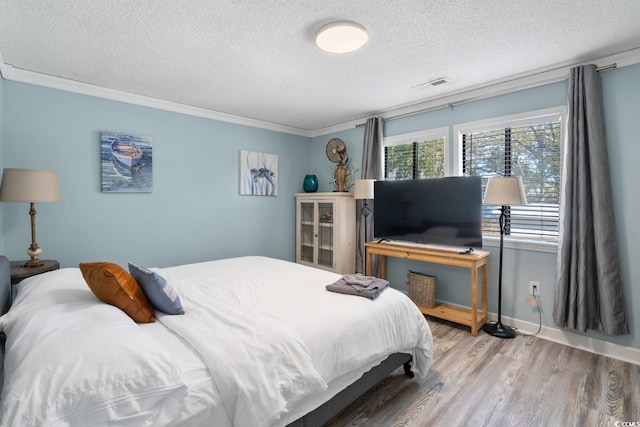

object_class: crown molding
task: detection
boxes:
[0,64,312,138]
[2,47,639,138]
[312,47,640,137]
[0,48,11,78]
[309,117,365,138]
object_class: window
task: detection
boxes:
[383,128,448,180]
[454,107,563,242]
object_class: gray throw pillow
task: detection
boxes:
[128,263,185,315]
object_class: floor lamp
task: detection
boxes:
[482,176,527,338]
[0,168,61,267]
[353,179,375,274]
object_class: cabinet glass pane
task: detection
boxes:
[318,248,333,267]
[318,203,333,267]
[300,221,314,262]
[300,224,314,247]
[300,202,315,263]
[301,203,314,224]
[300,245,314,263]
[318,203,333,224]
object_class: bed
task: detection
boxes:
[0,255,433,426]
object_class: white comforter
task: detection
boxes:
[156,267,328,427]
[157,256,433,426]
[0,256,433,427]
[0,270,189,427]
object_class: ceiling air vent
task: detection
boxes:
[411,77,449,89]
[429,77,448,86]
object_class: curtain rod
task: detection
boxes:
[596,63,617,72]
[355,62,617,127]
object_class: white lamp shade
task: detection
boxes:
[315,21,368,53]
[0,168,61,202]
[353,179,375,200]
[483,176,527,206]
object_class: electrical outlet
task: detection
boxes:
[529,281,541,296]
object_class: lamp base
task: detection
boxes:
[24,258,44,268]
[483,321,516,339]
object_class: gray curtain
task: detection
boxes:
[356,116,383,274]
[553,64,628,335]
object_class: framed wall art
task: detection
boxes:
[239,150,278,196]
[101,131,153,193]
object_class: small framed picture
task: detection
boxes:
[239,150,278,196]
[101,131,153,193]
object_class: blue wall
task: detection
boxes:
[311,65,640,351]
[2,64,638,352]
[1,81,311,268]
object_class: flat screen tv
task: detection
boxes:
[374,176,483,248]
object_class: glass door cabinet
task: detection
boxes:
[296,192,355,274]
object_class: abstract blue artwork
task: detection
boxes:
[101,131,153,193]
[239,150,278,196]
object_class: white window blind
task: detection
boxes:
[462,116,562,241]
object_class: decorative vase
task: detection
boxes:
[303,174,318,192]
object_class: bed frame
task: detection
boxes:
[288,352,414,426]
[0,256,414,425]
[1,255,9,395]
[0,256,9,316]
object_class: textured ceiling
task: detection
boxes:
[1,0,640,132]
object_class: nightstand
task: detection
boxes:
[10,260,60,285]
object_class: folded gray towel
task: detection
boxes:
[341,273,378,287]
[326,275,389,300]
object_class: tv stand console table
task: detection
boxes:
[365,241,489,336]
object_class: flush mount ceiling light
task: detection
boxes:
[315,21,368,54]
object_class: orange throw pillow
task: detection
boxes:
[80,262,155,323]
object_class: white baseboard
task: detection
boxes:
[400,291,640,366]
[489,313,640,367]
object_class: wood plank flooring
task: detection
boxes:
[325,317,640,426]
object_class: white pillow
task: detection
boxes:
[0,268,189,426]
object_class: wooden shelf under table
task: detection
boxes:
[365,241,489,336]
[419,303,486,330]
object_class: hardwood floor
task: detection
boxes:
[325,318,640,426]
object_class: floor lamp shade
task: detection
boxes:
[354,179,375,274]
[0,168,61,267]
[482,176,527,338]
[483,176,527,206]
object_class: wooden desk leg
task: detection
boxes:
[470,266,478,336]
[379,255,386,279]
[366,250,372,276]
[481,264,488,325]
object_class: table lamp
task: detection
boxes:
[0,168,61,267]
